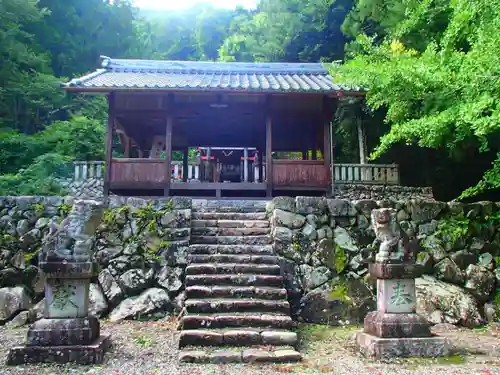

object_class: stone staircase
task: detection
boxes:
[178,200,302,364]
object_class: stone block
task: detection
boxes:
[45,279,90,318]
[27,317,100,346]
[363,311,432,338]
[377,278,416,314]
[7,335,110,365]
[39,261,97,278]
[356,332,448,359]
[369,263,425,279]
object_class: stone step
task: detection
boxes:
[192,227,270,236]
[189,244,274,255]
[192,220,270,228]
[180,313,296,330]
[192,206,266,213]
[186,263,281,275]
[188,254,279,265]
[179,328,298,347]
[185,274,283,287]
[179,346,302,364]
[191,235,272,245]
[192,212,267,221]
[186,286,287,300]
[185,298,290,314]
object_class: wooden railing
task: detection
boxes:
[273,160,329,186]
[334,163,399,185]
[75,160,399,185]
[73,161,105,181]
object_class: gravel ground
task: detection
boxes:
[0,318,498,375]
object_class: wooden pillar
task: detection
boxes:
[266,114,273,197]
[243,148,249,182]
[183,148,189,182]
[124,135,130,158]
[323,97,333,195]
[103,92,115,204]
[164,114,173,196]
[357,116,367,164]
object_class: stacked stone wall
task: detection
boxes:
[268,196,500,327]
[62,178,435,203]
[1,194,499,329]
[0,196,191,327]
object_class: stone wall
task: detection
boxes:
[0,196,191,327]
[62,179,104,201]
[62,177,435,203]
[1,194,498,329]
[268,197,500,327]
[332,184,434,201]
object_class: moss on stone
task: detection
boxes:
[30,203,45,217]
[328,278,353,305]
[100,202,174,265]
[333,245,348,274]
[58,203,73,217]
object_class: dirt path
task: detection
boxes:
[0,319,498,375]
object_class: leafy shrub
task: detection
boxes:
[0,153,72,196]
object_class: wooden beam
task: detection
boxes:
[164,95,174,196]
[266,110,273,197]
[104,92,115,203]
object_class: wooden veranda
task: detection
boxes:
[64,57,393,198]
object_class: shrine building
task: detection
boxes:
[64,56,397,198]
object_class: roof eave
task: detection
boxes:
[63,86,365,96]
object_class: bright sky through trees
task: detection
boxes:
[134,0,256,10]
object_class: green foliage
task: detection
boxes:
[102,202,174,263]
[134,335,154,348]
[333,245,348,274]
[24,248,40,263]
[494,289,500,321]
[219,0,349,62]
[332,0,500,198]
[58,203,73,217]
[329,279,352,304]
[0,153,72,196]
[435,214,471,244]
[31,203,45,217]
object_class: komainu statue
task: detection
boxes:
[371,208,412,263]
[40,200,103,264]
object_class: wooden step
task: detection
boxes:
[180,312,296,330]
[185,286,287,300]
[189,244,274,255]
[179,328,298,347]
[186,263,281,275]
[191,235,272,245]
[179,346,301,364]
[185,298,290,314]
[185,274,283,287]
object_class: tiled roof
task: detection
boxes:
[64,56,343,93]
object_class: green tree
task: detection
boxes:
[219,0,351,62]
[332,0,500,198]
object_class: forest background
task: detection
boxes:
[0,0,498,201]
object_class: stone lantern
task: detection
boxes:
[356,208,448,359]
[7,200,109,365]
